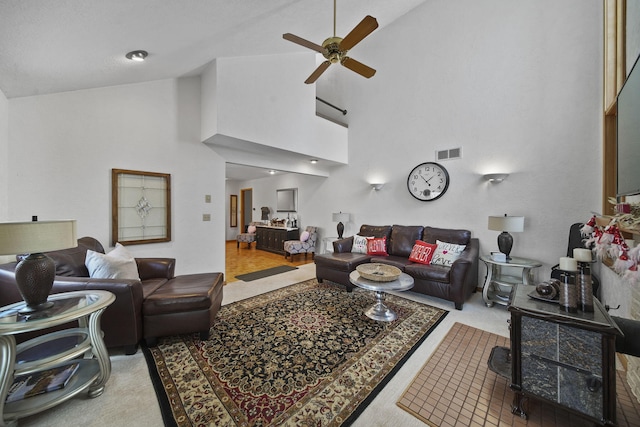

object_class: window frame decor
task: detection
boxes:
[111,169,171,246]
[230,194,238,228]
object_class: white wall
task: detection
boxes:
[222,0,602,283]
[0,88,8,220]
[7,78,226,275]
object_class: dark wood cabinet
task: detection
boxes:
[255,226,299,255]
[506,284,622,426]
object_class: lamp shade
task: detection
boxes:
[332,212,350,223]
[488,216,524,233]
[0,220,77,255]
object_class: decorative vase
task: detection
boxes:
[558,270,578,313]
[577,261,594,312]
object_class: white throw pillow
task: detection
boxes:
[85,243,140,280]
[430,240,467,267]
[247,225,257,234]
[299,231,310,242]
[352,235,371,254]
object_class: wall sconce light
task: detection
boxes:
[125,50,148,62]
[483,173,509,183]
[371,183,385,191]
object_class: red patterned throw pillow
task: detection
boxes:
[367,237,388,256]
[409,240,437,265]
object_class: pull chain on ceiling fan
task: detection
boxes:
[283,0,378,84]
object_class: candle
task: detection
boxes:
[573,248,592,262]
[559,257,578,271]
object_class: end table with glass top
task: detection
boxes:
[480,255,542,307]
[0,290,115,426]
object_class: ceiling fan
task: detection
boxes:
[283,0,378,84]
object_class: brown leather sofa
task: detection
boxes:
[0,237,224,354]
[314,225,479,310]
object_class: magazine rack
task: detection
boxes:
[0,290,114,425]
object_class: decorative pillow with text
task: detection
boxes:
[352,235,371,254]
[367,236,388,256]
[409,240,438,265]
[430,240,466,267]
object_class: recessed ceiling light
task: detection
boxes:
[269,170,276,175]
[310,159,318,164]
[126,50,148,62]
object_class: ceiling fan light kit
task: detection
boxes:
[283,1,378,84]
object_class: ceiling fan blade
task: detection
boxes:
[339,15,378,51]
[341,57,376,78]
[305,61,332,84]
[283,33,325,53]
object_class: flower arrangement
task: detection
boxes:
[581,215,640,283]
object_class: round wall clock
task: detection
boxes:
[407,162,450,201]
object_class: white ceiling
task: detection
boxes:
[0,0,427,179]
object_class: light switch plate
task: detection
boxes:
[203,214,211,221]
[205,195,211,203]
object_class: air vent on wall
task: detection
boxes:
[436,147,462,161]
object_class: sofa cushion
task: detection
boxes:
[371,255,412,270]
[430,240,467,267]
[359,225,392,240]
[41,236,105,277]
[409,240,437,264]
[367,237,388,256]
[388,225,424,257]
[314,252,371,272]
[423,227,471,246]
[405,263,451,283]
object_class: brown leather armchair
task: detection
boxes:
[0,237,221,354]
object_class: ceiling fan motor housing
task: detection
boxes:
[322,37,345,63]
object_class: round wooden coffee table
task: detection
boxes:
[349,269,414,321]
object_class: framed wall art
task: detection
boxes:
[112,169,171,245]
[230,195,238,228]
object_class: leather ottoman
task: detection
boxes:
[142,272,224,346]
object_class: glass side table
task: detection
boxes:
[480,255,542,307]
[0,290,115,426]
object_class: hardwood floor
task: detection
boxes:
[225,240,314,283]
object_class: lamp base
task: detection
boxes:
[337,222,345,239]
[497,231,514,260]
[14,253,56,314]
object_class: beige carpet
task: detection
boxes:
[397,322,640,427]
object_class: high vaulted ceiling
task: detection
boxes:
[0,0,426,99]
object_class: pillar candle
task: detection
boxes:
[573,248,593,262]
[559,257,578,271]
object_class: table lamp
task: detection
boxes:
[0,219,77,313]
[488,214,524,260]
[332,212,350,239]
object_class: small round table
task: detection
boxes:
[480,255,542,307]
[349,270,414,321]
[0,290,115,426]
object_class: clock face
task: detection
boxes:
[407,162,450,201]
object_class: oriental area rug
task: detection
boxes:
[397,322,640,427]
[142,279,447,426]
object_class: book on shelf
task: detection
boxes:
[491,251,507,262]
[5,362,79,403]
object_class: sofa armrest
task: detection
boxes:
[136,258,176,280]
[333,236,354,253]
[449,238,479,288]
[50,276,144,349]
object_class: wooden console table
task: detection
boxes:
[493,283,622,426]
[255,225,299,255]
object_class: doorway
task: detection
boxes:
[240,188,252,232]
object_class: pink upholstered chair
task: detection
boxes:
[284,226,318,261]
[236,222,261,248]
